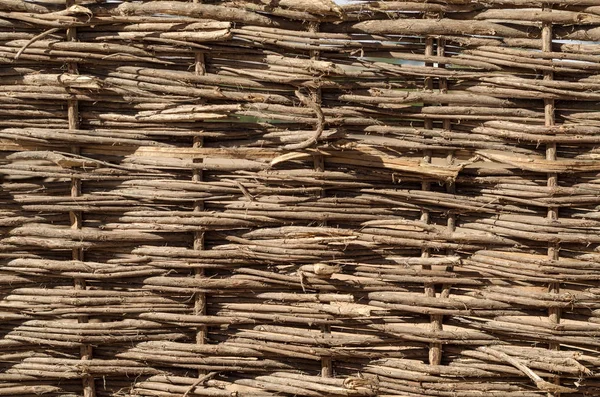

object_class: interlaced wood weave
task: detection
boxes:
[1,0,600,396]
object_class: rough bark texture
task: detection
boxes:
[1,0,600,396]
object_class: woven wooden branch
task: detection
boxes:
[1,0,600,396]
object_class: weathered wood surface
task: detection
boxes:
[1,0,600,396]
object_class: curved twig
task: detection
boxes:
[14,28,60,61]
[182,371,218,397]
[283,87,325,150]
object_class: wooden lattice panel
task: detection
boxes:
[1,1,600,396]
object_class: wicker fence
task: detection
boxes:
[1,0,600,396]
